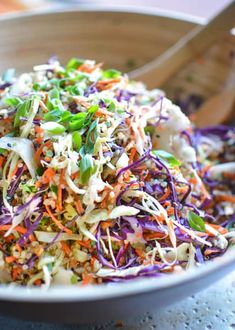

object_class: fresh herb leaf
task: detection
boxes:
[4,97,22,107]
[41,122,65,135]
[0,148,6,155]
[69,113,87,132]
[47,88,64,112]
[84,119,98,154]
[79,154,94,184]
[66,58,84,71]
[102,98,116,112]
[14,100,31,127]
[70,274,78,284]
[51,185,58,195]
[88,104,99,114]
[36,166,44,176]
[102,69,121,79]
[152,150,181,167]
[188,211,206,232]
[72,131,82,151]
[43,109,72,123]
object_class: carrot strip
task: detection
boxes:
[5,256,16,263]
[129,148,137,163]
[75,198,84,215]
[205,223,228,235]
[0,156,5,167]
[95,108,114,117]
[216,194,235,203]
[77,240,91,249]
[41,168,56,184]
[101,220,112,230]
[35,140,52,165]
[82,274,93,286]
[60,241,71,256]
[0,225,27,234]
[57,169,65,212]
[44,204,72,234]
[159,187,171,201]
[143,232,166,240]
[12,267,22,281]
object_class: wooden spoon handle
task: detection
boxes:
[129,1,235,88]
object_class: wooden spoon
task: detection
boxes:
[129,1,235,89]
[193,85,235,127]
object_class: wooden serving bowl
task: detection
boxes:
[0,8,234,104]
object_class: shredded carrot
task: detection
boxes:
[223,172,235,180]
[82,274,93,286]
[216,194,235,203]
[0,156,5,167]
[41,168,56,184]
[135,248,144,258]
[189,177,197,185]
[12,266,22,280]
[90,256,97,267]
[77,240,91,249]
[144,233,166,240]
[34,279,42,286]
[57,169,65,212]
[205,223,228,235]
[159,187,171,202]
[204,248,221,257]
[35,140,52,165]
[35,126,44,134]
[60,241,71,256]
[5,256,16,263]
[78,62,102,73]
[44,204,72,234]
[15,244,22,253]
[129,148,137,163]
[75,198,84,215]
[0,225,27,234]
[101,220,113,230]
[95,108,114,117]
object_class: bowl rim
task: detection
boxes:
[0,7,234,303]
[0,4,205,25]
[0,248,234,302]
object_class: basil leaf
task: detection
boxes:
[14,100,31,127]
[79,154,94,184]
[188,211,206,232]
[102,69,121,79]
[72,131,82,151]
[152,150,181,167]
[84,119,98,154]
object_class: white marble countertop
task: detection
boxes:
[0,270,234,330]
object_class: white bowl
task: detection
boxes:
[0,7,234,324]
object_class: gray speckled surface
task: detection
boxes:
[0,270,234,330]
